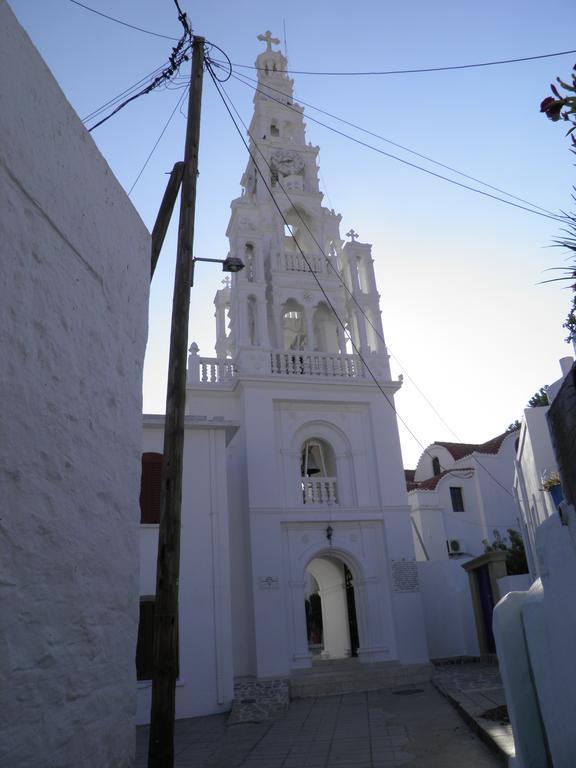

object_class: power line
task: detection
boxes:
[206,60,516,499]
[219,64,565,224]
[82,61,169,124]
[227,68,557,218]
[213,47,576,76]
[128,87,189,195]
[87,35,191,132]
[68,0,179,40]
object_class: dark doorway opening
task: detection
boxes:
[305,592,324,654]
[344,565,359,657]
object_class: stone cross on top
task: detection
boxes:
[257,30,280,51]
[346,229,359,242]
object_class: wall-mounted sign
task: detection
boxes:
[391,560,419,593]
[259,576,279,590]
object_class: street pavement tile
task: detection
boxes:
[136,683,502,768]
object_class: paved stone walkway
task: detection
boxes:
[433,661,513,762]
[136,683,502,767]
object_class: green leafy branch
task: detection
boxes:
[540,64,576,146]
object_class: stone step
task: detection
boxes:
[290,661,431,699]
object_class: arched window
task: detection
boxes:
[270,122,280,137]
[313,302,339,353]
[140,452,163,524]
[283,300,307,350]
[244,243,255,281]
[432,456,441,476]
[301,438,338,504]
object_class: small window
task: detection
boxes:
[284,224,294,237]
[432,457,441,476]
[136,598,155,680]
[140,453,163,524]
[449,486,465,512]
[271,170,278,186]
[270,123,279,136]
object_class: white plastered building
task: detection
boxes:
[408,431,521,562]
[513,356,573,577]
[137,34,429,723]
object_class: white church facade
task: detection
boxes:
[138,33,432,723]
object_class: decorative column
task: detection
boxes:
[187,342,200,383]
[305,307,315,352]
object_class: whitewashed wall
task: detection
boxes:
[494,507,576,767]
[0,3,149,765]
[410,432,520,560]
[514,406,561,577]
[137,419,237,725]
[417,561,479,659]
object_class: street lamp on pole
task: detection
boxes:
[191,256,244,286]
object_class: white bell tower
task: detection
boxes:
[188,31,428,683]
[212,31,389,379]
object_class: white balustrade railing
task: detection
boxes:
[270,351,365,378]
[283,252,324,273]
[194,357,236,384]
[302,477,338,505]
[188,350,367,384]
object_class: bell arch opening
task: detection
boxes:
[313,302,340,353]
[300,437,338,504]
[283,207,314,253]
[282,299,307,351]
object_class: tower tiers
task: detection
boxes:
[189,31,394,386]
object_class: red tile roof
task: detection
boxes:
[409,470,449,491]
[405,431,511,492]
[407,468,476,492]
[433,431,510,461]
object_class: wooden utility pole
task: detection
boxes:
[150,161,184,279]
[148,35,204,768]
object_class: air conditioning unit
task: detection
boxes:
[447,538,465,555]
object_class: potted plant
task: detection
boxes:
[541,470,564,509]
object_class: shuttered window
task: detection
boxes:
[140,452,163,524]
[450,486,465,512]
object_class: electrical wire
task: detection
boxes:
[87,36,191,132]
[216,64,565,223]
[212,47,576,76]
[226,67,558,218]
[68,0,179,40]
[82,60,169,124]
[128,87,189,195]
[205,59,516,498]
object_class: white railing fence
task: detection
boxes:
[302,477,338,505]
[270,351,364,378]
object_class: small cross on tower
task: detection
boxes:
[346,229,359,242]
[221,275,231,288]
[257,30,280,51]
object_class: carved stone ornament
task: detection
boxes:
[270,150,305,177]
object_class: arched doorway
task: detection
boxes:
[305,555,359,659]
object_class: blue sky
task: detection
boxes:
[8,0,576,466]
